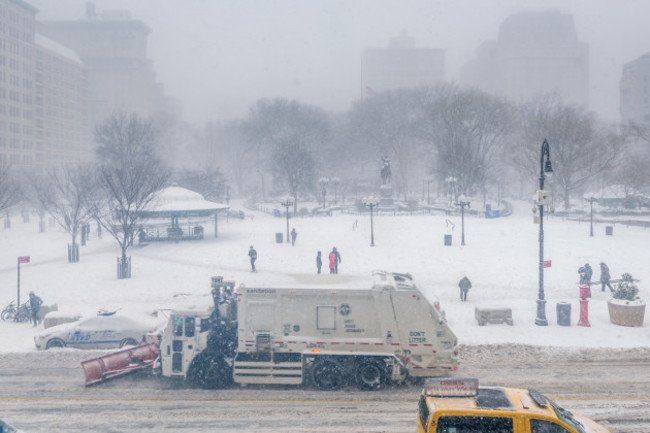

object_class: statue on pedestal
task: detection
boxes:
[381,156,391,185]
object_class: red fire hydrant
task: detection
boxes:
[578,284,591,327]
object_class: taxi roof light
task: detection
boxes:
[423,377,478,397]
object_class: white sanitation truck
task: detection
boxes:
[158,271,458,390]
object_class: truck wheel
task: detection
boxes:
[188,352,233,389]
[355,358,387,390]
[46,338,65,349]
[311,358,344,391]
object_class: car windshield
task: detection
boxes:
[546,396,586,433]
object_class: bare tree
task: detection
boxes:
[240,98,330,211]
[347,88,423,197]
[174,166,227,202]
[271,140,316,211]
[93,111,170,278]
[29,164,99,261]
[416,84,515,198]
[512,94,621,209]
[0,162,22,216]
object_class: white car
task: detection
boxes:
[34,310,166,350]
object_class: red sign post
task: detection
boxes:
[17,256,30,309]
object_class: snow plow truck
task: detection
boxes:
[82,270,458,390]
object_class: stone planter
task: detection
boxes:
[607,298,646,327]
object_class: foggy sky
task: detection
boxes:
[32,0,650,125]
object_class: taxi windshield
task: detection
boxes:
[546,396,586,433]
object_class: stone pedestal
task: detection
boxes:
[379,185,394,207]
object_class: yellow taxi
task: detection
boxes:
[417,378,610,433]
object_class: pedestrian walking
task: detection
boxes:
[291,228,297,246]
[329,247,341,274]
[600,262,613,292]
[458,276,472,302]
[316,251,322,274]
[248,246,257,272]
[28,291,43,327]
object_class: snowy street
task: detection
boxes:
[1,346,648,432]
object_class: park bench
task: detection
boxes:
[475,307,513,326]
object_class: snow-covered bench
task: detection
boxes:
[475,307,513,326]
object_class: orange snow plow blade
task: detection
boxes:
[81,342,160,386]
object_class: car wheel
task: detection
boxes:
[46,338,65,349]
[311,358,345,391]
[355,358,387,390]
[119,338,139,348]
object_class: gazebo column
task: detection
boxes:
[214,212,218,238]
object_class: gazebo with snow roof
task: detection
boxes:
[139,186,230,241]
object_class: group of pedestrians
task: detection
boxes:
[247,243,342,274]
[578,261,613,294]
[316,247,341,274]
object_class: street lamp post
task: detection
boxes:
[318,177,329,209]
[280,197,293,244]
[586,197,597,237]
[331,177,340,205]
[455,196,470,246]
[445,176,457,207]
[363,196,379,247]
[424,176,433,206]
[535,139,553,326]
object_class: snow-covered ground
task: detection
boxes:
[1,200,648,352]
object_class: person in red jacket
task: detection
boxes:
[329,247,341,274]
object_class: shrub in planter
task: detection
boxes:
[608,273,645,327]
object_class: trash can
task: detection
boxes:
[605,226,613,236]
[556,302,571,326]
[275,233,283,243]
[444,234,452,246]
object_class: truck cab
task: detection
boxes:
[417,378,610,433]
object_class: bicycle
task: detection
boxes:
[1,301,33,323]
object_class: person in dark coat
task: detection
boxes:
[458,276,472,302]
[248,246,257,272]
[291,228,297,246]
[29,291,43,327]
[584,263,593,284]
[316,251,322,274]
[330,247,341,274]
[584,263,593,297]
[600,262,613,292]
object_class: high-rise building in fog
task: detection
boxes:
[39,3,167,125]
[460,11,589,107]
[34,34,89,170]
[0,0,38,169]
[362,31,444,96]
[0,0,89,172]
[620,53,650,124]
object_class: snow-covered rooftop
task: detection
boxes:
[35,34,83,65]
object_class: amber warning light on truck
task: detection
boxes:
[423,378,479,397]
